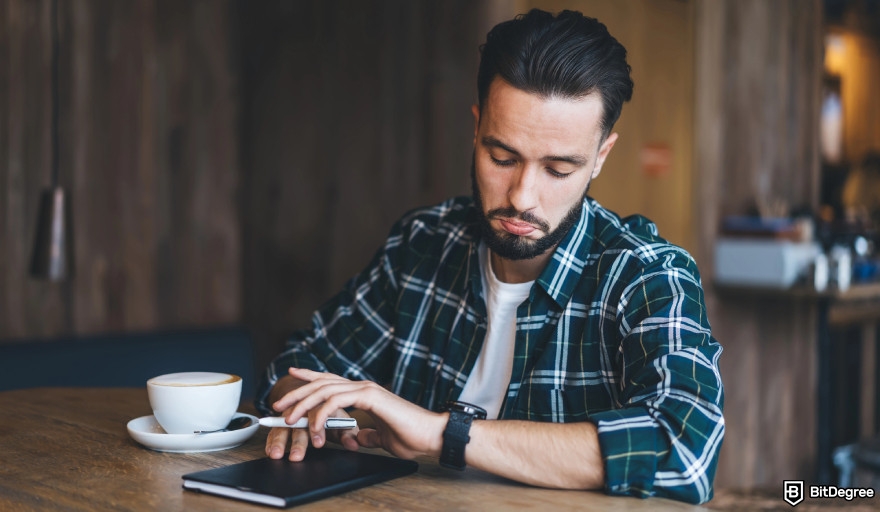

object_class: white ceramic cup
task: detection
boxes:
[147,372,242,435]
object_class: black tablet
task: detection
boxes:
[182,449,419,508]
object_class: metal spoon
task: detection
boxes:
[193,416,253,434]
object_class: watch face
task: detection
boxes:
[446,400,488,420]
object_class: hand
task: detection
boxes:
[264,373,360,461]
[273,367,447,460]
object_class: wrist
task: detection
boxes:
[428,412,450,458]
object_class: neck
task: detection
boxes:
[489,249,551,284]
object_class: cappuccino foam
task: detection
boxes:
[148,372,240,387]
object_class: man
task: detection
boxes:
[256,9,724,505]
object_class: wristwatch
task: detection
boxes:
[440,400,487,470]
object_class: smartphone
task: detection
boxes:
[259,416,358,429]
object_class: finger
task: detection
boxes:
[308,408,328,449]
[338,429,361,451]
[273,384,360,446]
[305,399,358,449]
[265,427,289,460]
[273,389,303,414]
[288,426,310,462]
[357,428,382,449]
[272,377,351,412]
[286,381,371,420]
[306,392,373,449]
[287,367,331,382]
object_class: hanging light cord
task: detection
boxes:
[50,0,59,189]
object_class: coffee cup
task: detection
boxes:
[147,372,242,435]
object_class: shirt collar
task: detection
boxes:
[535,197,594,308]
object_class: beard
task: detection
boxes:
[471,156,587,261]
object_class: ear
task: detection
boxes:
[471,104,480,146]
[591,132,618,180]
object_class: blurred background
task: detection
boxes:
[3,0,880,499]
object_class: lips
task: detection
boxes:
[499,219,536,236]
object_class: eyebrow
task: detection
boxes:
[481,136,588,167]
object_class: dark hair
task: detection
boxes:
[477,9,634,138]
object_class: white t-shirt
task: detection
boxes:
[458,243,533,419]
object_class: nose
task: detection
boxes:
[507,165,539,214]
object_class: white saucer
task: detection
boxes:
[127,412,259,453]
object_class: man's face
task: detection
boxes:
[472,78,618,261]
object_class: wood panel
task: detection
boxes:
[0,0,491,371]
[239,1,486,372]
[694,0,824,489]
[0,0,240,340]
[0,0,67,337]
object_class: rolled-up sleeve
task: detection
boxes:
[591,249,724,504]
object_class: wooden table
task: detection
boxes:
[0,387,707,511]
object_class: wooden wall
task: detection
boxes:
[694,0,824,489]
[0,0,241,339]
[238,1,491,372]
[1,0,489,374]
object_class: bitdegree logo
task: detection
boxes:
[784,481,804,506]
[783,480,875,507]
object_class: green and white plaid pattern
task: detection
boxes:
[256,196,724,504]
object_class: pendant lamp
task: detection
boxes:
[30,0,72,281]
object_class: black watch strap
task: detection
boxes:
[440,401,487,470]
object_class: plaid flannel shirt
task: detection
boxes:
[256,196,724,504]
